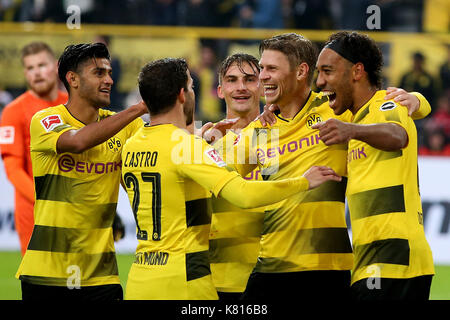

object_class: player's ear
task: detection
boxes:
[353,62,365,81]
[296,62,309,81]
[66,71,79,89]
[178,87,186,104]
[217,85,224,99]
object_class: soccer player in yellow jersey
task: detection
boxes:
[121,58,342,300]
[314,31,434,300]
[16,43,147,301]
[232,33,431,301]
[207,53,265,300]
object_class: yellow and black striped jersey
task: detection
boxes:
[232,91,354,273]
[209,129,264,293]
[16,104,143,287]
[346,90,434,284]
[122,124,240,300]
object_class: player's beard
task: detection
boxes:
[30,77,57,98]
[184,92,195,126]
[79,81,110,109]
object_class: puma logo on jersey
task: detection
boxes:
[41,115,63,132]
[380,101,397,111]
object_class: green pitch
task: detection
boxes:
[0,251,449,300]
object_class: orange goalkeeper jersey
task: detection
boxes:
[0,90,68,254]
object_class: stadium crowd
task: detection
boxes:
[0,0,448,154]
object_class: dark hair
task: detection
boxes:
[138,58,188,116]
[58,43,110,92]
[259,33,318,85]
[325,31,383,89]
[218,53,260,85]
[21,42,55,63]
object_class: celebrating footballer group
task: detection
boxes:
[4,30,435,302]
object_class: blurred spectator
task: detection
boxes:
[399,52,437,113]
[0,0,21,21]
[430,91,450,137]
[0,87,13,114]
[289,0,335,30]
[178,0,218,26]
[148,0,179,26]
[439,45,450,93]
[239,0,285,29]
[94,35,123,111]
[192,43,222,123]
[419,127,450,156]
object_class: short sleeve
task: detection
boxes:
[177,135,240,197]
[30,111,73,154]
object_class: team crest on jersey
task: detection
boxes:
[107,137,122,153]
[40,115,64,132]
[0,126,14,144]
[306,113,322,129]
[380,101,397,111]
[205,148,226,167]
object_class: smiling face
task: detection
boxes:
[316,48,355,115]
[76,57,113,108]
[259,49,300,107]
[218,61,262,116]
[23,51,58,97]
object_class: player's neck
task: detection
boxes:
[64,96,99,124]
[30,85,59,102]
[278,86,311,119]
[226,107,260,131]
[150,105,186,129]
[351,84,378,114]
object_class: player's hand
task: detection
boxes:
[257,104,279,127]
[201,118,239,144]
[302,166,342,189]
[112,212,125,242]
[130,100,148,116]
[311,118,354,145]
[385,87,419,116]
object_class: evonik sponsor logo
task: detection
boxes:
[58,154,121,174]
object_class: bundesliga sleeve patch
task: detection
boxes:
[0,126,15,144]
[205,148,226,167]
[380,101,397,111]
[40,115,64,132]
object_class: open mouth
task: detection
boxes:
[232,95,250,102]
[264,84,277,95]
[99,88,111,95]
[322,90,336,103]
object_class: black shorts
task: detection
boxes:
[217,291,243,301]
[351,275,433,301]
[21,280,123,301]
[241,270,351,301]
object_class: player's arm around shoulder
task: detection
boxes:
[312,103,408,152]
[384,87,431,119]
[56,101,147,154]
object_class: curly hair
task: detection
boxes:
[325,31,384,89]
